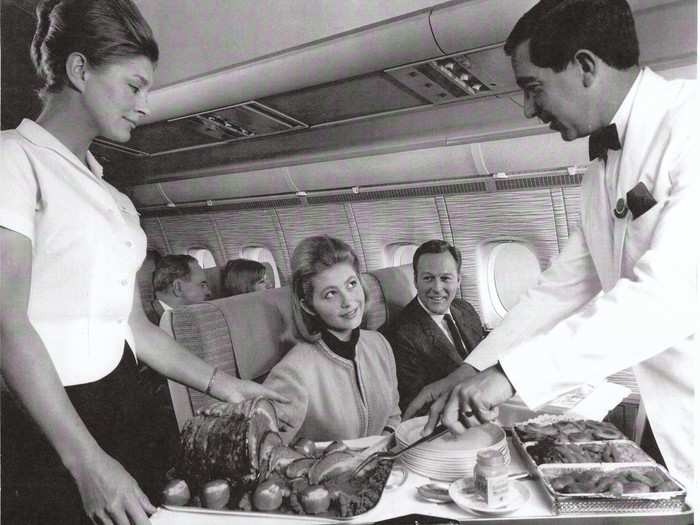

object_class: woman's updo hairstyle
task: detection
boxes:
[289,235,368,343]
[31,0,159,101]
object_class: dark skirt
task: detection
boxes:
[1,343,176,524]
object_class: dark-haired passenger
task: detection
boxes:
[153,254,211,336]
[384,240,484,413]
[0,1,285,523]
[413,0,697,498]
[222,258,272,297]
[264,236,401,442]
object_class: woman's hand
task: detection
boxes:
[211,372,289,405]
[71,450,155,525]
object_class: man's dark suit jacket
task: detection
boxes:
[383,297,484,412]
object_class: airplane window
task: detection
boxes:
[478,240,541,329]
[187,247,217,269]
[187,247,221,297]
[241,246,280,288]
[384,243,418,268]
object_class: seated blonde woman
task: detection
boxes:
[264,235,401,443]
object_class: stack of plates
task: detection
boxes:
[395,417,510,481]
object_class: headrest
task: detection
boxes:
[368,264,416,324]
[208,286,293,380]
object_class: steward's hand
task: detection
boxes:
[404,364,477,420]
[72,450,154,525]
[422,365,515,436]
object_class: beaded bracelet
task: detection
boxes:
[205,367,219,396]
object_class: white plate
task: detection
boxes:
[449,479,530,516]
[396,418,505,452]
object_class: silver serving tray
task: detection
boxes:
[162,504,349,522]
[538,463,687,515]
[522,439,654,466]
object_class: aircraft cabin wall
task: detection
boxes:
[139,174,580,329]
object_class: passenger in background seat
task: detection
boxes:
[264,235,401,442]
[153,254,211,337]
[221,258,272,296]
[384,240,484,413]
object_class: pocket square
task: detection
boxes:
[626,182,657,220]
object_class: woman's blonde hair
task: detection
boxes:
[289,235,368,343]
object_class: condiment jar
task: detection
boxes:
[473,449,509,507]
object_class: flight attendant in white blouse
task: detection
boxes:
[0,1,286,524]
[409,0,697,500]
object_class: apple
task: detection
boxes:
[161,479,191,506]
[201,479,231,510]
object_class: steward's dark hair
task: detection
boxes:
[504,0,639,72]
[412,240,462,279]
[222,259,267,296]
[153,255,198,292]
[31,0,159,100]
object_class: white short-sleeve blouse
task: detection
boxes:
[0,119,147,386]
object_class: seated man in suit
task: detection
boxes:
[152,254,212,337]
[384,240,484,413]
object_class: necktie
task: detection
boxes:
[588,123,621,161]
[444,314,468,359]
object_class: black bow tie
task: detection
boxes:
[589,123,621,161]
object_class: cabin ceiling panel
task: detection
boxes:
[429,0,539,53]
[140,0,448,89]
[110,94,529,186]
[156,167,296,203]
[287,144,480,192]
[259,73,427,126]
[350,197,443,271]
[445,190,560,314]
[274,204,364,270]
[157,213,226,264]
[210,209,291,281]
[477,133,589,175]
[635,0,697,68]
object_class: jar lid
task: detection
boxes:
[476,449,505,466]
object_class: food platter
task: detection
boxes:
[511,415,687,515]
[163,399,398,520]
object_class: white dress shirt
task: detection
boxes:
[416,297,457,345]
[1,119,147,386]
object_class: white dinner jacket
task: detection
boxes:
[466,68,698,494]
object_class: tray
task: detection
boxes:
[512,414,625,443]
[523,439,654,466]
[165,442,394,520]
[162,505,346,523]
[539,463,687,515]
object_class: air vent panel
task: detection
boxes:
[95,101,308,156]
[386,45,518,104]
